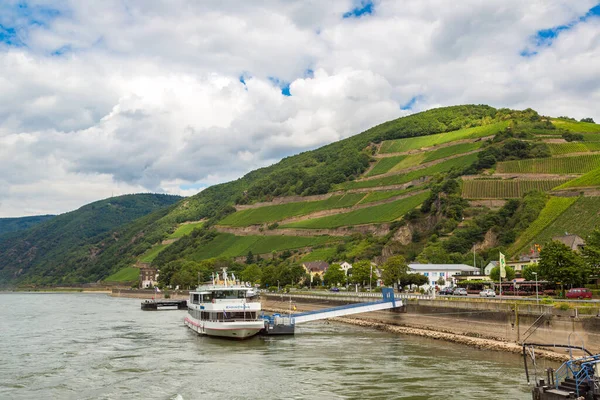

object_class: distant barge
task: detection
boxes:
[141,299,187,310]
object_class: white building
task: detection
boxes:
[338,261,353,276]
[408,264,480,289]
[484,261,498,276]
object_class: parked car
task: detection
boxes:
[454,288,468,296]
[439,287,454,295]
[566,288,592,300]
[329,287,340,292]
[479,288,496,298]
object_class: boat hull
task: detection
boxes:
[184,316,264,339]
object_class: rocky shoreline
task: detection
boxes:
[263,306,571,362]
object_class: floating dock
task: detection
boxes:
[261,288,401,335]
[141,299,187,310]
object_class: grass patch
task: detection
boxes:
[282,191,429,229]
[508,197,578,256]
[461,179,570,199]
[188,234,334,261]
[139,243,170,263]
[219,193,365,226]
[366,156,407,177]
[551,119,600,133]
[340,153,478,190]
[104,267,140,282]
[530,197,600,247]
[496,154,600,174]
[300,247,337,262]
[379,121,508,153]
[555,167,600,189]
[168,222,204,238]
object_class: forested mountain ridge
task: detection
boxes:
[0,194,181,286]
[0,215,55,236]
[3,104,600,287]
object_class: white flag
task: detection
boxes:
[499,252,506,279]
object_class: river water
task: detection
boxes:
[0,293,535,399]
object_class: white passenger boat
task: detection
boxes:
[184,274,264,339]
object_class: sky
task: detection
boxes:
[1,0,600,217]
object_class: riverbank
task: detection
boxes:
[263,305,571,362]
[262,294,600,361]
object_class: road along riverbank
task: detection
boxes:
[263,293,600,361]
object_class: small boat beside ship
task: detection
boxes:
[184,273,264,339]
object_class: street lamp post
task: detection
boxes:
[532,272,539,306]
[369,264,373,292]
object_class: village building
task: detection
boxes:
[408,263,480,289]
[552,234,585,252]
[140,266,159,288]
[302,261,329,279]
[484,261,498,275]
[338,261,353,276]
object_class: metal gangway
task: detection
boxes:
[294,287,400,323]
[261,288,402,335]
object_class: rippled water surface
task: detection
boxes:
[0,293,534,399]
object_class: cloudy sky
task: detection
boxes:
[1,0,599,217]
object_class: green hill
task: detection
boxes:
[0,194,181,286]
[4,104,600,288]
[0,215,55,236]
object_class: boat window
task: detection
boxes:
[192,294,200,304]
[201,293,212,302]
[237,290,246,299]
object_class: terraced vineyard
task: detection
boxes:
[496,154,600,174]
[555,167,600,189]
[359,188,420,204]
[187,233,335,261]
[219,193,365,226]
[527,197,600,247]
[509,196,578,255]
[421,141,482,162]
[379,121,508,153]
[581,133,600,142]
[461,179,569,199]
[282,191,429,229]
[388,153,426,171]
[366,155,407,177]
[548,143,589,155]
[341,153,478,190]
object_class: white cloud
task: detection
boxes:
[1,0,600,217]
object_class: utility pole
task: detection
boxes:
[369,264,373,292]
[533,272,539,306]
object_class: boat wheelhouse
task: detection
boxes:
[184,283,264,339]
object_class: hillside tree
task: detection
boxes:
[381,256,409,286]
[490,266,516,282]
[582,228,600,284]
[539,241,588,288]
[522,264,540,281]
[323,263,345,286]
[240,264,261,285]
[349,260,372,286]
